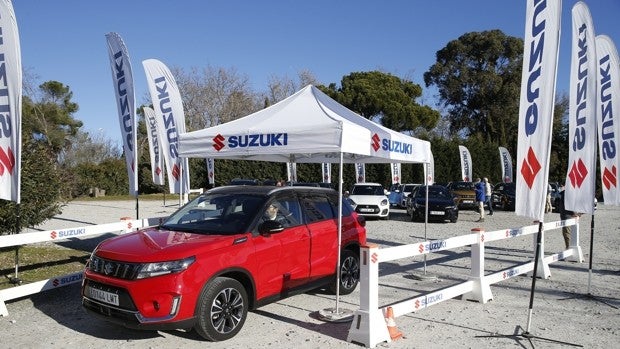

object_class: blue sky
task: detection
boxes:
[12,0,620,146]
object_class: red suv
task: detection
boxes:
[81,186,366,341]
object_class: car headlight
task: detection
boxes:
[381,198,388,206]
[137,256,196,279]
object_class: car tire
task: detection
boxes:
[194,277,248,341]
[328,249,360,295]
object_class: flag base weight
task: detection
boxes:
[317,307,354,322]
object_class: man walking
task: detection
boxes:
[474,178,485,222]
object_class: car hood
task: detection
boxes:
[348,194,386,205]
[95,226,249,262]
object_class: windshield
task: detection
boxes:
[161,192,267,235]
[351,185,384,196]
[452,182,474,190]
[415,186,451,198]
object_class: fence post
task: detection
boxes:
[347,243,390,348]
[568,217,584,262]
[465,228,493,303]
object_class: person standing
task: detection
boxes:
[484,177,493,216]
[557,184,580,249]
[474,178,486,222]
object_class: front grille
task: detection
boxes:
[89,255,142,280]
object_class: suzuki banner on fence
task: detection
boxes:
[0,0,22,203]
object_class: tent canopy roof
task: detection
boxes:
[178,85,431,164]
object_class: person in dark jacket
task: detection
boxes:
[474,178,486,222]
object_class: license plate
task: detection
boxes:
[463,200,473,203]
[88,286,119,306]
[430,211,445,215]
[360,208,375,213]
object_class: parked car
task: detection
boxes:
[229,178,260,185]
[491,182,516,211]
[81,186,366,341]
[347,182,390,219]
[406,185,458,223]
[398,183,420,208]
[387,183,403,207]
[446,181,476,209]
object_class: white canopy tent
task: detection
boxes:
[177,84,432,320]
[178,85,432,164]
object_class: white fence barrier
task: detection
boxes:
[0,216,166,317]
[347,218,583,348]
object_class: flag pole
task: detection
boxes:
[10,204,22,285]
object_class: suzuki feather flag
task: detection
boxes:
[596,35,620,206]
[322,162,331,183]
[143,106,165,186]
[0,0,22,203]
[458,145,472,181]
[516,0,561,221]
[143,59,190,194]
[355,163,366,183]
[425,152,434,185]
[564,2,597,214]
[499,147,513,183]
[206,158,215,186]
[106,32,137,197]
[287,162,297,182]
[390,163,401,184]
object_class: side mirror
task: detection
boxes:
[258,220,284,235]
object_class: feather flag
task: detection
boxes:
[390,163,401,184]
[499,147,513,183]
[322,162,331,183]
[206,158,215,186]
[0,0,22,203]
[515,0,562,221]
[355,163,366,183]
[143,59,190,194]
[564,1,597,214]
[106,32,137,197]
[596,35,620,206]
[458,145,472,182]
[143,106,165,186]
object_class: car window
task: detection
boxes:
[161,193,266,234]
[260,196,302,228]
[351,185,383,196]
[301,194,336,223]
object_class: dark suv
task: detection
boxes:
[82,186,366,341]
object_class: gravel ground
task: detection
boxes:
[2,199,619,348]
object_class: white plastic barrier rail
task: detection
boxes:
[347,218,582,348]
[0,216,166,316]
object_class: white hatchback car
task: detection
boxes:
[347,183,390,219]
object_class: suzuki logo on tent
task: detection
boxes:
[520,147,541,189]
[213,134,226,151]
[371,133,413,154]
[371,134,381,151]
[212,133,289,152]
